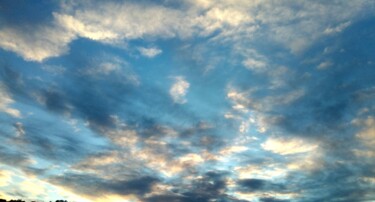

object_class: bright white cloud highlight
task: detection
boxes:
[138,47,162,58]
[261,137,318,155]
[170,77,190,104]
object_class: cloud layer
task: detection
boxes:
[0,0,375,201]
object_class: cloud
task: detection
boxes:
[54,1,189,41]
[353,116,375,159]
[80,55,140,85]
[317,60,333,70]
[1,0,371,62]
[0,84,21,117]
[0,170,12,187]
[13,122,25,137]
[324,21,352,35]
[170,76,190,104]
[0,147,32,168]
[0,25,75,62]
[261,137,318,155]
[0,167,92,202]
[237,178,285,193]
[1,1,375,202]
[242,58,267,72]
[355,116,375,147]
[50,172,159,199]
[138,47,162,58]
[0,1,182,62]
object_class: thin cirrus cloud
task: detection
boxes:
[0,0,375,202]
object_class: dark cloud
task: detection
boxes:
[260,198,289,202]
[144,194,184,202]
[145,194,248,202]
[0,146,30,167]
[145,171,243,202]
[288,162,375,202]
[50,173,159,197]
[238,179,266,190]
[175,171,235,202]
[42,90,69,113]
[0,62,24,96]
[237,179,285,193]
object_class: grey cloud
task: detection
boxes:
[0,146,30,168]
[50,173,159,197]
[260,198,289,202]
[237,179,285,193]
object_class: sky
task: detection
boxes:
[0,0,375,201]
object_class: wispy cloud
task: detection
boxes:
[0,84,21,117]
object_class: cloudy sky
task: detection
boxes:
[1,0,375,201]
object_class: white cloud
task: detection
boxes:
[261,136,318,155]
[0,0,372,61]
[0,2,183,62]
[54,2,186,40]
[138,47,162,58]
[317,60,333,70]
[170,77,190,104]
[0,25,75,62]
[324,21,352,35]
[0,84,21,118]
[242,58,267,72]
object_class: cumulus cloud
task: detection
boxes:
[169,76,190,104]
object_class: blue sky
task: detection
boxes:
[1,0,375,201]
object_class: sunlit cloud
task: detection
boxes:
[169,76,190,104]
[0,0,375,201]
[0,84,21,118]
